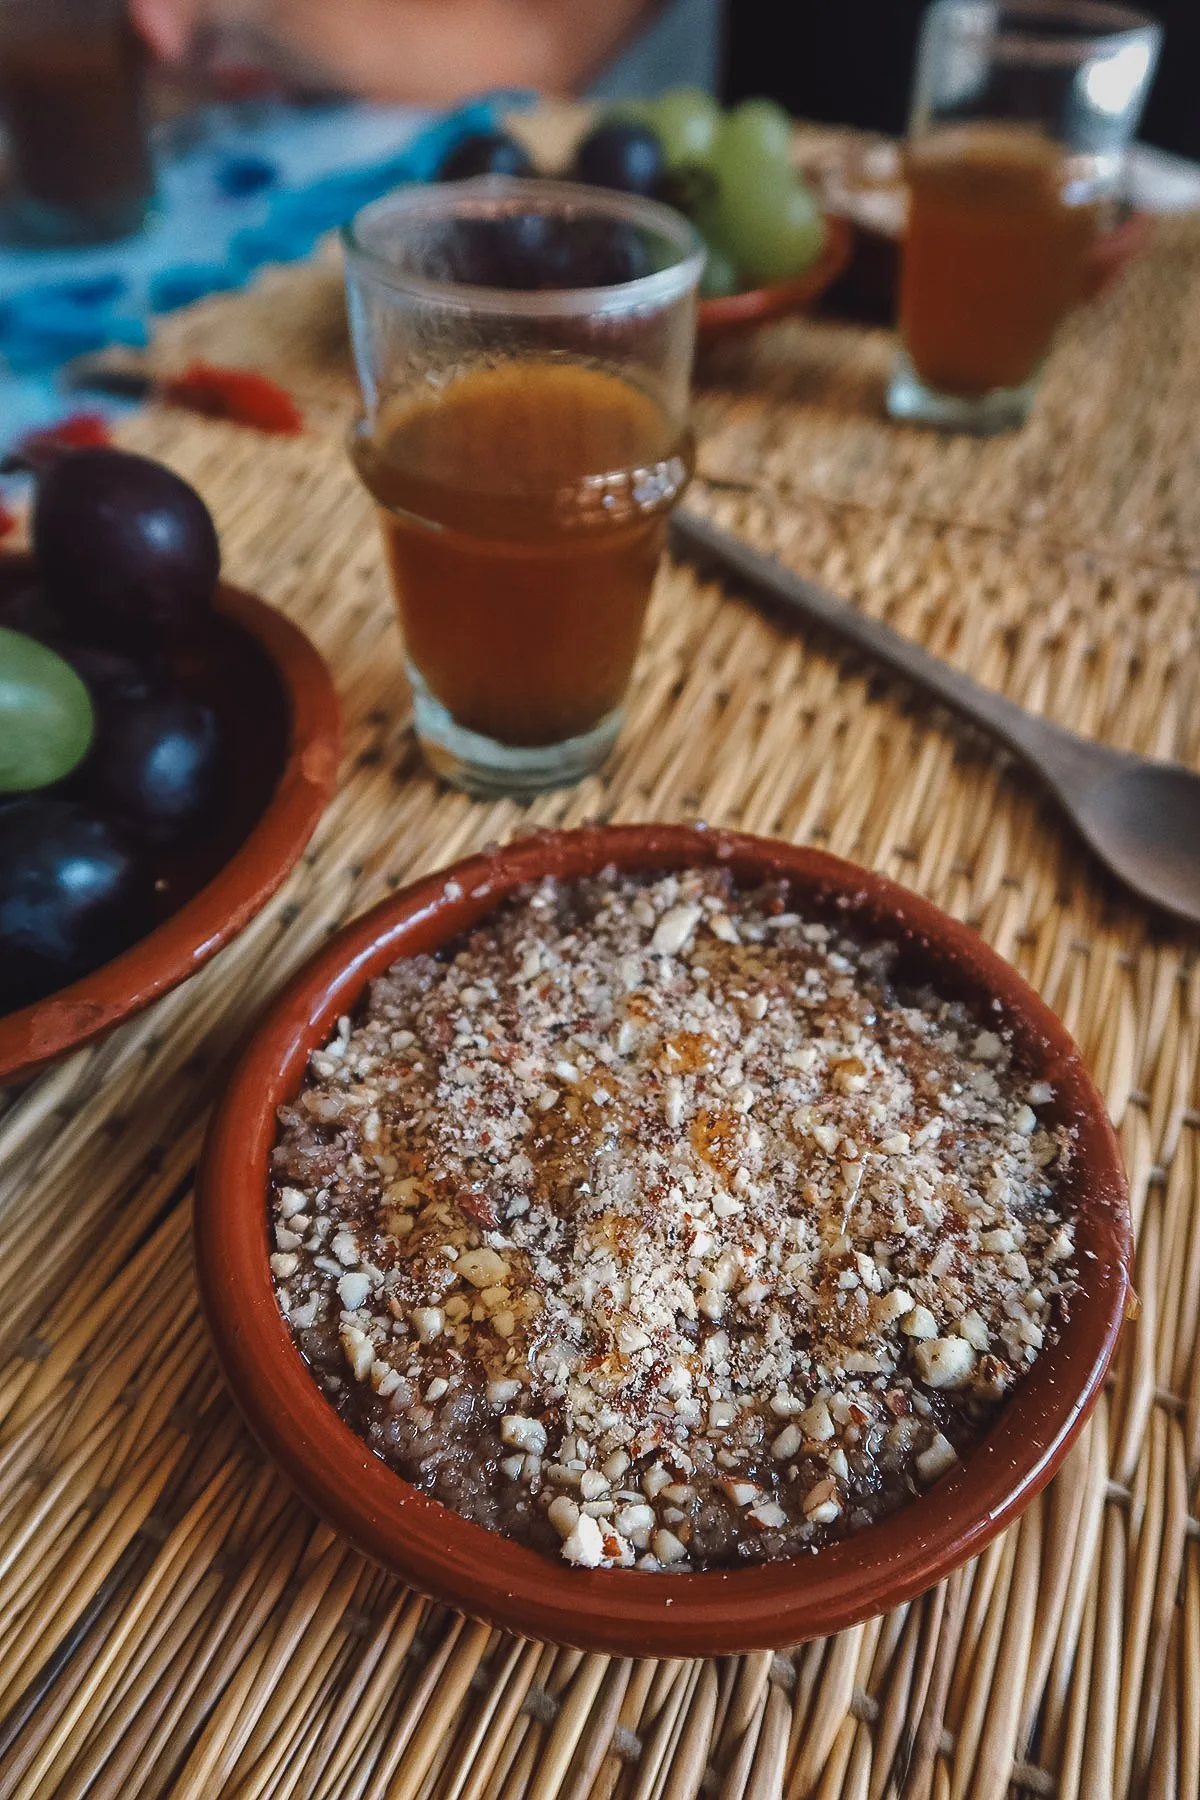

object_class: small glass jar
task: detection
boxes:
[888,0,1160,433]
[343,178,704,798]
[0,0,155,245]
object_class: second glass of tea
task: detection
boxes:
[889,0,1160,433]
[0,0,155,245]
[343,179,703,797]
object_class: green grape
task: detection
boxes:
[689,187,742,286]
[700,244,740,298]
[714,170,825,287]
[652,87,721,167]
[0,628,95,792]
[654,159,717,222]
[604,98,658,132]
[713,98,796,186]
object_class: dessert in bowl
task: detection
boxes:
[196,825,1129,1655]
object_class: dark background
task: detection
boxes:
[724,3,1198,161]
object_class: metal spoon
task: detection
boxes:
[671,508,1200,929]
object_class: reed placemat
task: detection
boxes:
[0,216,1198,1800]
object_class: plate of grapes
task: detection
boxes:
[0,447,340,1085]
[435,91,851,341]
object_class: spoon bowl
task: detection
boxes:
[1067,759,1200,928]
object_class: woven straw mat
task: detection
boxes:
[1,216,1199,1800]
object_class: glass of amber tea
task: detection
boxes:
[0,0,155,245]
[342,178,704,797]
[889,0,1159,432]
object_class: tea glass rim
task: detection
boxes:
[341,176,706,321]
[924,0,1161,63]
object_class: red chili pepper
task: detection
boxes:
[21,412,112,457]
[3,411,114,474]
[55,412,112,448]
[161,361,305,435]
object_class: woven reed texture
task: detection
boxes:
[0,216,1198,1800]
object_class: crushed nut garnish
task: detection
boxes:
[271,869,1075,1571]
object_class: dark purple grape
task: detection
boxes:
[0,582,63,642]
[572,122,665,197]
[33,448,220,647]
[59,642,160,708]
[539,217,655,286]
[72,684,225,844]
[438,212,653,292]
[438,215,549,289]
[0,798,150,1012]
[437,131,534,181]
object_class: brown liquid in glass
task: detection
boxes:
[901,126,1097,398]
[354,360,692,748]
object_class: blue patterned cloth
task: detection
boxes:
[0,94,519,452]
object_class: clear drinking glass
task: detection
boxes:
[342,178,704,798]
[888,0,1160,432]
[0,0,155,245]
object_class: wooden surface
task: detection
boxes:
[0,215,1198,1799]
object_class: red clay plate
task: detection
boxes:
[1083,208,1153,300]
[697,214,853,343]
[195,824,1130,1657]
[0,557,340,1084]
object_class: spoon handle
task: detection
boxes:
[671,509,1089,779]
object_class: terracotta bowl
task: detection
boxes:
[696,214,853,343]
[1082,208,1153,300]
[0,557,340,1085]
[195,823,1130,1657]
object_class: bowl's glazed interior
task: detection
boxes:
[195,824,1130,1657]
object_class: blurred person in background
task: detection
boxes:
[133,0,1191,162]
[131,0,722,100]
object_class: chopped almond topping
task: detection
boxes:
[272,870,1073,1571]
